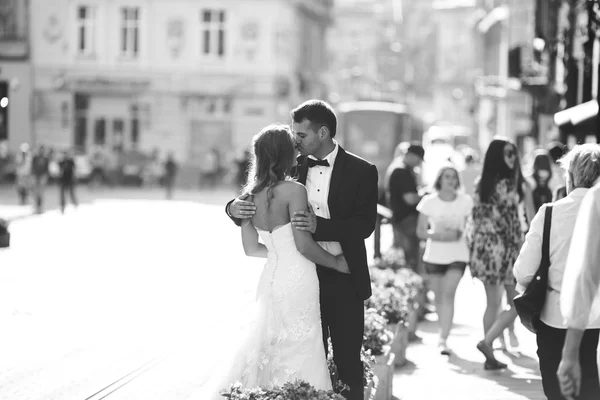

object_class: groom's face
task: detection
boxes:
[292,119,321,157]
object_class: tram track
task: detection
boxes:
[84,356,168,400]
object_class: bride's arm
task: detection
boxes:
[241,220,268,258]
[288,183,349,273]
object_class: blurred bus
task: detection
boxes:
[336,101,423,187]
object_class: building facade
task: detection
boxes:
[29,0,332,168]
[432,0,479,130]
[0,0,32,152]
[325,0,389,102]
[473,0,538,151]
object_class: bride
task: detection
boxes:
[199,124,349,398]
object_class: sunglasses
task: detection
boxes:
[504,149,515,158]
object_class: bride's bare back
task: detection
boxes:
[251,181,301,232]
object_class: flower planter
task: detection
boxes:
[372,346,395,400]
[388,323,409,367]
[364,375,378,400]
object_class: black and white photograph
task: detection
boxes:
[1,0,600,399]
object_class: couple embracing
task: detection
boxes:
[201,100,378,400]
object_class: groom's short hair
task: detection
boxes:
[290,99,337,138]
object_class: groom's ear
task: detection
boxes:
[318,126,330,139]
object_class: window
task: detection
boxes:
[120,7,140,58]
[94,118,106,145]
[74,116,87,151]
[0,81,8,141]
[112,119,124,152]
[77,5,96,55]
[0,0,17,39]
[130,104,140,148]
[200,9,226,57]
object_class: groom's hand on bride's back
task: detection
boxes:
[229,194,256,219]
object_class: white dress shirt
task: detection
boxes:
[306,142,343,256]
[561,182,600,330]
[513,188,600,329]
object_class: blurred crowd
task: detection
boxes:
[383,136,600,399]
[0,139,256,209]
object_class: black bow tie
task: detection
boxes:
[307,158,330,168]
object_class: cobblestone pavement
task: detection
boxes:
[0,196,545,399]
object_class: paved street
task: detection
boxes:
[0,194,545,399]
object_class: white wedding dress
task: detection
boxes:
[198,222,331,398]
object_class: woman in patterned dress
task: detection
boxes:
[467,137,533,370]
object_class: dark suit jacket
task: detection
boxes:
[226,146,379,300]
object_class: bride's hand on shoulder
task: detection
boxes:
[335,254,351,274]
[230,194,256,219]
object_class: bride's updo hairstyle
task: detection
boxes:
[242,123,296,208]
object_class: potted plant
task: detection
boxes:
[371,249,427,346]
[364,308,395,400]
[365,284,410,366]
[371,248,405,270]
[361,347,377,400]
[394,268,426,340]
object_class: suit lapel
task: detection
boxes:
[328,146,346,215]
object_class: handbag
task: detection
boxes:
[514,204,553,333]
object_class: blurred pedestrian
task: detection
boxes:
[384,142,408,246]
[164,153,178,200]
[386,142,425,272]
[529,150,554,213]
[515,144,600,399]
[234,148,252,190]
[548,141,568,201]
[31,145,50,214]
[58,149,78,213]
[89,147,109,188]
[15,143,32,205]
[467,137,531,370]
[416,164,473,355]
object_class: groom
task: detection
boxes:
[225,99,378,400]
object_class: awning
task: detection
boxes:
[554,100,599,127]
[554,100,599,135]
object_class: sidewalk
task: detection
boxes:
[394,318,543,399]
[391,274,544,400]
[367,225,544,399]
[0,205,34,221]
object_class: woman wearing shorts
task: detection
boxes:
[417,164,473,355]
